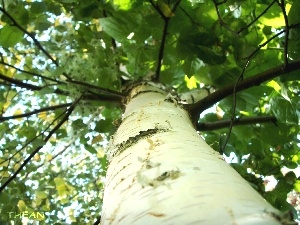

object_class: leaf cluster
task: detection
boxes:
[0,0,299,223]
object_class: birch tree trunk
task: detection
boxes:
[101,83,283,225]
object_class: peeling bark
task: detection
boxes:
[101,83,284,225]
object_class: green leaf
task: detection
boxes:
[183,58,203,77]
[94,120,114,133]
[51,66,65,77]
[248,139,265,159]
[56,129,67,138]
[288,1,300,26]
[31,138,46,149]
[99,17,129,41]
[30,2,48,14]
[284,162,298,169]
[85,145,97,154]
[61,0,77,2]
[269,181,293,210]
[35,15,52,31]
[213,67,241,88]
[157,1,174,18]
[257,3,285,27]
[1,3,29,26]
[113,0,133,10]
[189,31,218,47]
[18,126,37,140]
[0,25,24,48]
[72,119,85,130]
[270,96,298,124]
[284,171,296,185]
[195,45,226,65]
[74,2,101,20]
[35,191,48,199]
[39,86,56,95]
[260,123,291,146]
[194,2,217,29]
[17,200,27,211]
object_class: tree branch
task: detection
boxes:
[149,0,171,81]
[237,0,277,35]
[217,22,299,151]
[0,95,84,193]
[0,7,58,66]
[0,7,125,103]
[154,18,170,81]
[0,73,42,90]
[277,0,289,67]
[24,140,72,179]
[0,73,123,103]
[0,103,72,122]
[186,59,300,122]
[0,61,64,84]
[66,79,125,98]
[86,90,124,103]
[197,115,277,131]
[150,0,181,81]
[0,72,75,97]
[213,0,277,36]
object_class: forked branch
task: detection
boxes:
[186,59,300,123]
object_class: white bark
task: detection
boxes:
[101,83,283,225]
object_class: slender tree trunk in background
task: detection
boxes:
[101,83,282,225]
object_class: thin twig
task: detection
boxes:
[212,0,238,36]
[0,101,71,176]
[186,23,300,121]
[24,142,72,180]
[86,89,124,103]
[212,0,277,36]
[237,0,277,35]
[219,21,296,150]
[0,7,58,66]
[242,28,286,60]
[264,147,300,176]
[277,0,289,67]
[0,108,68,187]
[0,94,84,193]
[221,59,250,152]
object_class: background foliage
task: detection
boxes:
[0,0,299,224]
